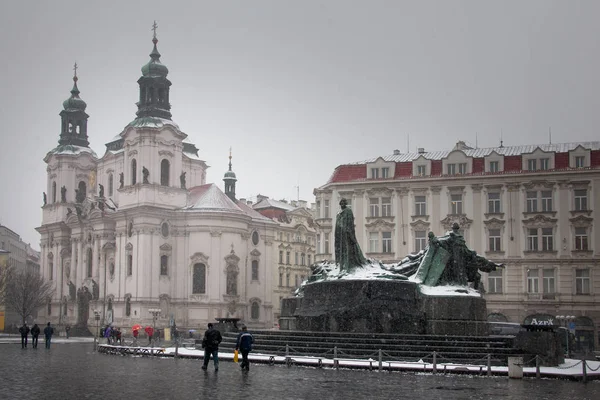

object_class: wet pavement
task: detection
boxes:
[1,342,599,400]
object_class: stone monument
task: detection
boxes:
[280,199,502,336]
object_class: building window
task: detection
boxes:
[382,232,392,253]
[371,168,379,179]
[487,270,503,293]
[125,297,131,316]
[487,193,501,214]
[226,267,238,295]
[87,248,93,278]
[417,165,426,176]
[458,163,467,174]
[160,255,168,275]
[450,194,463,215]
[131,159,137,185]
[307,254,312,265]
[526,191,538,213]
[575,269,590,294]
[527,228,539,251]
[286,273,290,287]
[415,230,427,253]
[279,250,283,263]
[489,229,501,252]
[543,269,555,294]
[316,234,321,252]
[575,156,585,168]
[324,200,330,218]
[368,232,379,253]
[381,167,390,178]
[52,181,57,203]
[541,191,553,212]
[108,174,113,197]
[324,235,330,253]
[316,201,321,217]
[251,260,259,280]
[574,189,588,211]
[489,161,499,173]
[301,253,305,265]
[295,252,299,265]
[279,272,283,287]
[415,196,426,216]
[527,159,537,171]
[160,159,170,186]
[251,302,260,319]
[369,198,380,217]
[541,228,554,251]
[381,197,392,217]
[540,158,549,170]
[48,259,54,281]
[575,227,588,250]
[527,269,539,293]
[127,254,133,276]
[447,164,456,175]
[286,251,290,264]
[193,263,206,294]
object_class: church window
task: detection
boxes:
[161,222,169,237]
[52,181,57,203]
[128,221,133,237]
[160,159,170,186]
[252,231,259,246]
[131,159,137,185]
[226,268,238,295]
[127,254,133,276]
[301,253,305,266]
[125,296,131,317]
[160,255,168,276]
[251,260,259,281]
[193,263,206,294]
[87,248,93,278]
[251,301,260,320]
[108,174,113,196]
[48,253,54,280]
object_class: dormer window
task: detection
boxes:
[489,161,499,173]
[371,168,379,179]
[381,167,389,178]
[417,165,426,176]
[447,163,467,175]
[575,156,585,168]
[540,158,549,170]
[528,159,537,171]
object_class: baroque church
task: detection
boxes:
[37,30,278,331]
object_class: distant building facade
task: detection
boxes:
[249,196,317,322]
[0,225,29,271]
[36,32,277,332]
[314,140,600,354]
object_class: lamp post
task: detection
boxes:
[93,310,101,351]
[148,308,161,347]
[556,315,575,357]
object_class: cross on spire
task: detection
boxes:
[73,62,78,78]
[152,20,158,39]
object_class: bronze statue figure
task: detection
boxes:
[334,198,367,271]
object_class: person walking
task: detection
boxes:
[43,322,54,349]
[235,325,254,371]
[30,324,41,349]
[19,323,30,349]
[65,325,71,339]
[201,323,222,371]
[132,328,139,346]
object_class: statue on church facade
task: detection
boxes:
[98,184,104,198]
[43,192,47,205]
[334,198,367,272]
[119,173,124,188]
[180,171,186,189]
[142,167,149,184]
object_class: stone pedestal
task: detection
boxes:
[514,330,564,366]
[421,294,489,336]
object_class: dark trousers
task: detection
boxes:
[240,349,250,370]
[21,335,28,348]
[202,348,219,370]
[32,335,39,348]
[45,336,52,349]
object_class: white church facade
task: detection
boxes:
[37,32,277,332]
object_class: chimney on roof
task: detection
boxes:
[257,194,268,202]
[418,147,425,154]
[393,149,400,155]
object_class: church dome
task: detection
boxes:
[141,37,169,77]
[62,77,87,111]
[224,170,237,179]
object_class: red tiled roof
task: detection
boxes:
[329,165,367,183]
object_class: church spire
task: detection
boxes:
[59,62,90,147]
[135,21,172,120]
[223,147,237,202]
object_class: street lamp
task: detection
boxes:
[93,310,101,351]
[148,308,161,347]
[556,315,576,357]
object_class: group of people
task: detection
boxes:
[18,322,55,349]
[101,325,123,344]
[201,323,254,372]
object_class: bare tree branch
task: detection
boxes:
[5,269,55,324]
[0,262,12,304]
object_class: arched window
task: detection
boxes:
[87,248,93,277]
[193,263,206,294]
[52,181,57,203]
[127,254,133,276]
[48,253,54,281]
[125,296,131,317]
[108,174,114,196]
[131,159,137,185]
[160,255,168,276]
[251,301,260,320]
[301,253,305,266]
[251,260,259,281]
[160,159,170,186]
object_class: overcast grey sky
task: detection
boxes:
[1,0,599,248]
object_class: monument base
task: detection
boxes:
[281,279,489,336]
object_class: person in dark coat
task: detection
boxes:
[235,325,254,371]
[201,323,222,371]
[30,324,41,349]
[19,323,30,349]
[43,322,54,349]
